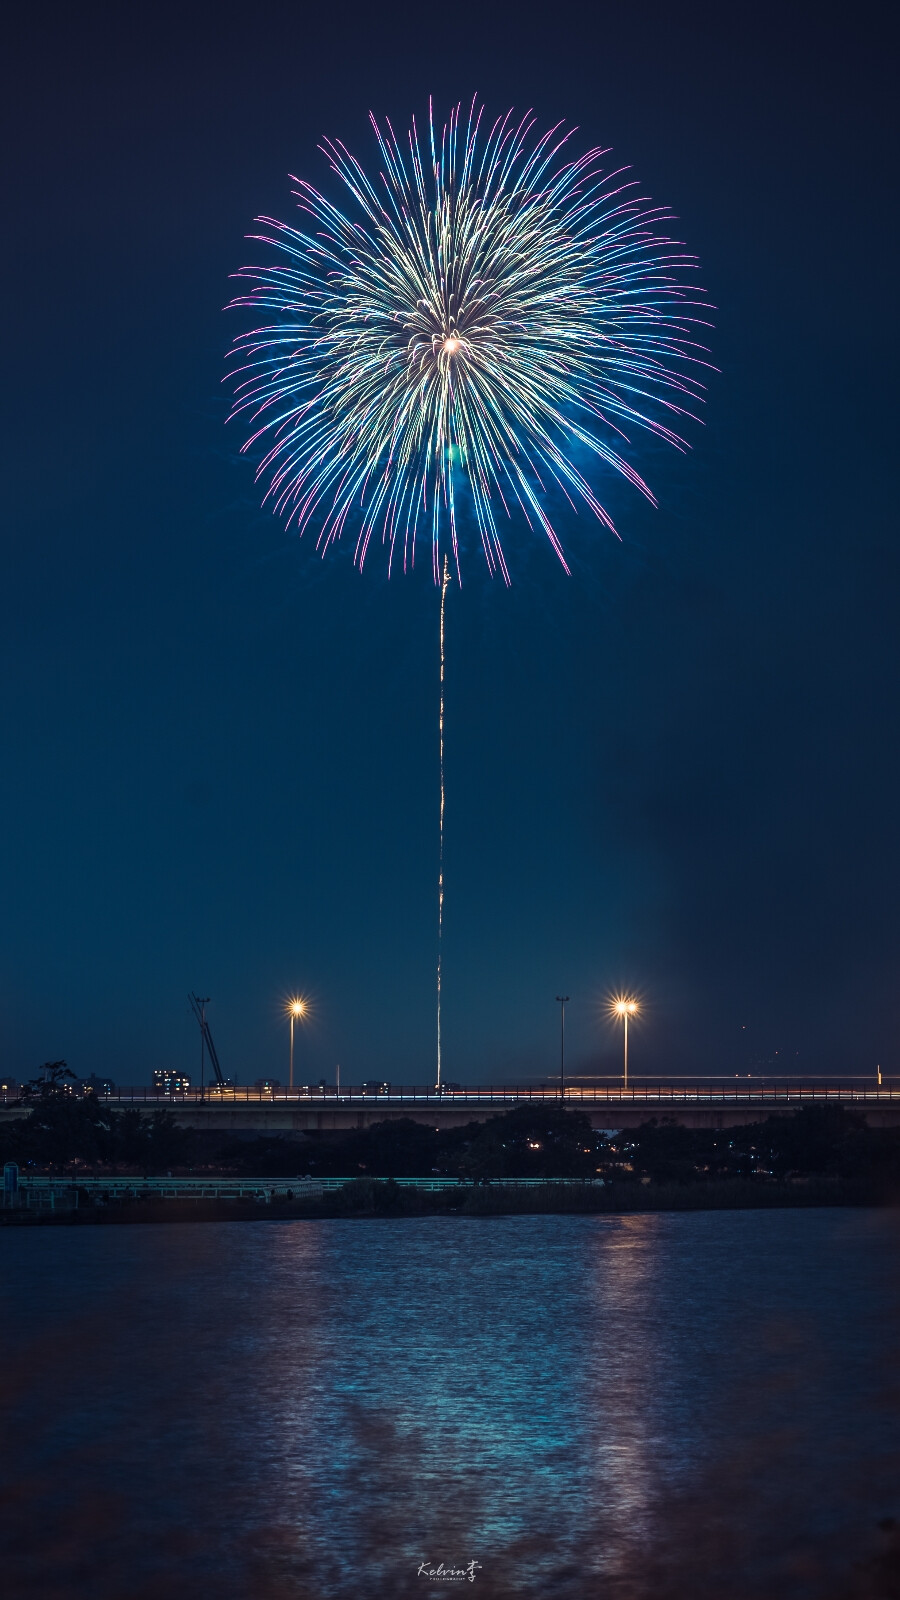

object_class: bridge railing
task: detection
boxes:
[6,1080,891,1108]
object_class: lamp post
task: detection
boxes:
[288,999,306,1091]
[612,998,638,1090]
[556,996,570,1100]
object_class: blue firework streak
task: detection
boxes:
[226,101,712,582]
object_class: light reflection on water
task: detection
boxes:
[1,1209,898,1598]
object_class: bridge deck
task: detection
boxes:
[75,1081,900,1107]
[3,1082,898,1132]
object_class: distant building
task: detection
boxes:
[153,1069,191,1094]
[80,1074,116,1097]
[0,1079,18,1101]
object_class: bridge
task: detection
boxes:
[3,1080,895,1133]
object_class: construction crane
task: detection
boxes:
[189,993,232,1093]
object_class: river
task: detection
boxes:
[1,1209,898,1598]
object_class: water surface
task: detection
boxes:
[1,1209,898,1598]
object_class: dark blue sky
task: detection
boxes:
[1,0,896,1086]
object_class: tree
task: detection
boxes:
[739,1105,866,1179]
[15,1093,118,1172]
[460,1105,602,1179]
[142,1111,191,1175]
[20,1061,78,1101]
[623,1120,708,1185]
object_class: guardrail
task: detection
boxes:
[16,1175,607,1200]
[2,1082,896,1112]
[78,1081,900,1107]
[3,1184,80,1211]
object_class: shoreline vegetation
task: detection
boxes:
[2,1176,895,1227]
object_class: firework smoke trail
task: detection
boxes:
[225,100,711,581]
[436,555,451,1087]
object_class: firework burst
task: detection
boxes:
[226,101,711,581]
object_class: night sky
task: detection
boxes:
[2,0,896,1087]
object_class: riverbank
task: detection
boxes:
[1,1174,891,1224]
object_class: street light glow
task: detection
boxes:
[609,995,639,1088]
[286,996,308,1090]
[611,997,638,1019]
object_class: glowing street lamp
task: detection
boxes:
[287,998,306,1091]
[611,998,639,1090]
